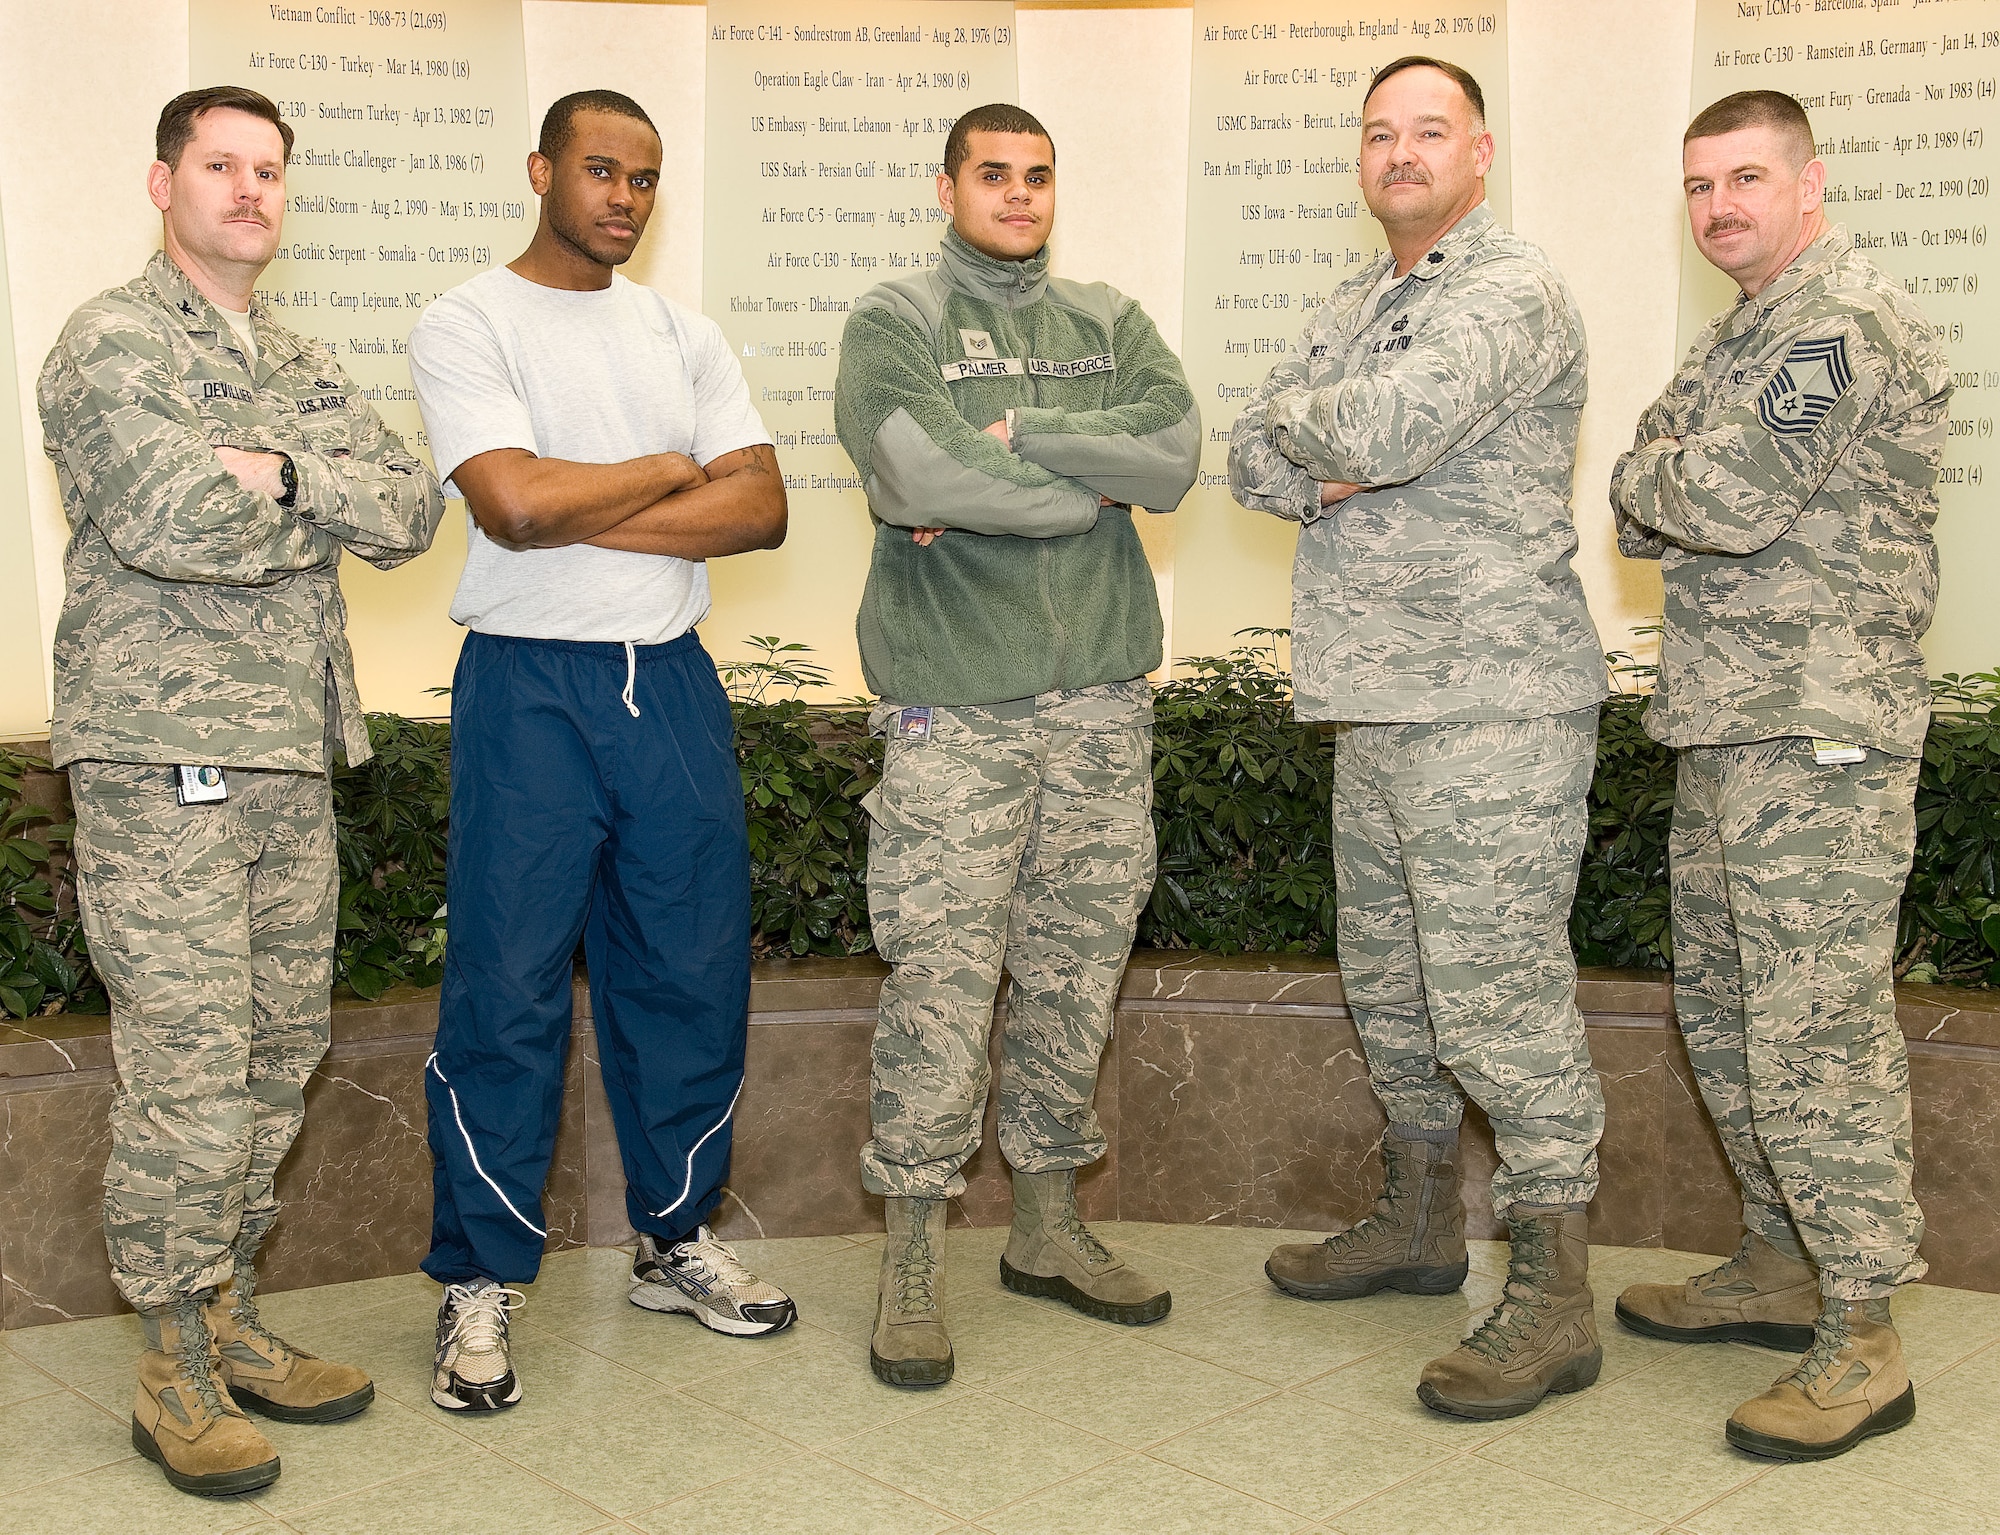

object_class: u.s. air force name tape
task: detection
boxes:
[940,353,1115,382]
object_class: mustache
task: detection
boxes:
[1379,164,1430,188]
[226,210,271,226]
[1705,216,1753,237]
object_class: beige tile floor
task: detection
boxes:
[4,1225,1999,1534]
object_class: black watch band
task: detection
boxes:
[277,454,298,507]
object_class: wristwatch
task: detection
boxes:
[277,454,298,507]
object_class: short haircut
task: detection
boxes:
[538,89,657,161]
[156,86,294,169]
[1363,56,1486,125]
[1685,90,1816,168]
[943,103,1054,181]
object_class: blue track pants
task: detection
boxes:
[423,630,751,1285]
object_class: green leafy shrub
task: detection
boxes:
[330,715,451,999]
[4,643,1996,1018]
[1141,635,1337,954]
[0,749,105,1017]
[1900,671,2000,986]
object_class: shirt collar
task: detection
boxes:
[937,227,1050,310]
[1721,222,1851,341]
[143,250,302,377]
[1408,201,1497,283]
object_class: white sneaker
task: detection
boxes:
[630,1227,797,1337]
[431,1279,524,1412]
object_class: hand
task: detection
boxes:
[662,451,710,492]
[216,446,290,501]
[912,527,945,546]
[982,418,1011,444]
[1320,480,1364,507]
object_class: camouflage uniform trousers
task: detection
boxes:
[859,681,1155,1199]
[1332,707,1604,1212]
[68,761,337,1310]
[1670,739,1925,1298]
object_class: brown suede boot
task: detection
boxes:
[1267,1125,1468,1300]
[1615,1229,1819,1352]
[1001,1168,1170,1324]
[871,1196,953,1388]
[1417,1203,1602,1420]
[133,1294,282,1497]
[1727,1296,1916,1460]
[206,1269,374,1424]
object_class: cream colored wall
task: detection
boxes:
[0,184,47,739]
[10,0,1980,730]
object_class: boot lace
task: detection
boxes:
[894,1208,940,1314]
[443,1283,524,1354]
[1786,1302,1854,1390]
[1053,1207,1115,1270]
[1324,1143,1412,1253]
[1463,1225,1559,1362]
[171,1296,232,1417]
[1689,1234,1758,1295]
[225,1268,291,1359]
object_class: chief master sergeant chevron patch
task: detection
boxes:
[1757,334,1854,436]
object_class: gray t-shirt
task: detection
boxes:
[408,267,769,643]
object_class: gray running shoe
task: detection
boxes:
[630,1227,797,1337]
[431,1279,524,1413]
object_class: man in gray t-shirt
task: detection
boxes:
[406,89,793,1417]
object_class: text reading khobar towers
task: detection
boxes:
[1689,0,2000,676]
[702,2,1017,689]
[190,1,531,458]
[1173,3,1510,666]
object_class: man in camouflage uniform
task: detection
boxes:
[835,104,1199,1386]
[1230,57,1608,1420]
[1610,91,1949,1462]
[38,87,442,1495]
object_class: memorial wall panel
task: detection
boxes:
[700,2,1018,691]
[0,191,48,738]
[1172,4,1509,669]
[189,0,531,717]
[1687,0,2000,677]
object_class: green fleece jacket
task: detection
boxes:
[834,230,1199,705]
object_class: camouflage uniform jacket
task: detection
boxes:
[1228,203,1605,724]
[39,252,444,771]
[1611,225,1950,757]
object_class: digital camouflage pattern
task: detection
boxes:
[39,252,443,772]
[859,682,1154,1198]
[1333,707,1604,1212]
[1611,226,1951,757]
[1669,739,1924,1298]
[1227,204,1604,724]
[69,761,337,1310]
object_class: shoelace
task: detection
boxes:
[226,1269,290,1359]
[893,1211,940,1314]
[172,1297,232,1417]
[444,1283,524,1354]
[1787,1305,1855,1389]
[1325,1150,1411,1253]
[1690,1234,1757,1295]
[1053,1208,1115,1270]
[1463,1231,1559,1362]
[667,1226,757,1289]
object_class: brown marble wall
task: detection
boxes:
[4,954,1998,1328]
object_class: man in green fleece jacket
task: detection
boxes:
[834,103,1199,1388]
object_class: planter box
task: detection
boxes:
[2,954,1996,1328]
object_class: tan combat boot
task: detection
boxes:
[1727,1296,1916,1460]
[871,1196,954,1387]
[1417,1203,1602,1419]
[132,1294,282,1496]
[206,1268,375,1423]
[1615,1228,1820,1352]
[1001,1168,1170,1324]
[1267,1125,1468,1300]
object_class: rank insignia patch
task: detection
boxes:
[1756,334,1853,437]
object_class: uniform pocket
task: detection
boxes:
[1342,559,1465,692]
[1697,571,1810,699]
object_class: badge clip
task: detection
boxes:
[1811,739,1867,767]
[175,765,229,805]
